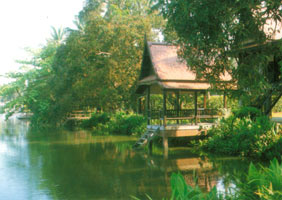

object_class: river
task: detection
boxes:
[0,117,250,199]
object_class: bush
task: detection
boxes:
[109,112,146,135]
[80,111,146,135]
[80,112,110,129]
[199,107,279,159]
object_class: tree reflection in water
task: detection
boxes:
[0,118,250,199]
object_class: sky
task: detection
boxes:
[0,0,84,84]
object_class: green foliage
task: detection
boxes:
[80,112,146,135]
[81,112,111,129]
[132,172,225,200]
[133,159,282,200]
[1,0,164,126]
[156,0,282,106]
[47,0,164,118]
[261,137,282,161]
[238,158,282,200]
[0,40,60,126]
[200,107,279,158]
[109,112,147,135]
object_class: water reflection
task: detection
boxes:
[0,117,250,199]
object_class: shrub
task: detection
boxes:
[80,111,146,135]
[109,112,146,135]
[80,112,110,129]
[200,107,279,159]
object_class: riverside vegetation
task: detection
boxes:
[78,112,147,136]
[198,107,282,161]
[141,158,282,200]
[1,0,282,199]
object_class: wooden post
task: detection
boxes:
[194,91,198,124]
[203,92,207,109]
[146,86,151,125]
[163,90,168,158]
[163,89,167,122]
[163,135,168,159]
[138,97,142,114]
[164,116,167,127]
[176,90,180,124]
[223,91,227,109]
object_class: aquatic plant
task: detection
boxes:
[169,172,225,200]
[131,172,225,200]
[237,158,282,200]
[132,158,282,200]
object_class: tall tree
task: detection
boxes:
[48,0,163,116]
[50,26,66,44]
[0,40,59,125]
[156,0,282,105]
[1,0,164,126]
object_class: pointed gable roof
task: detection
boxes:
[136,41,233,94]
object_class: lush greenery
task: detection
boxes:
[156,0,282,107]
[136,158,282,199]
[2,0,280,127]
[199,107,281,160]
[0,0,163,127]
[80,112,146,135]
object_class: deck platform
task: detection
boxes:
[147,123,215,157]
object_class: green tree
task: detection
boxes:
[0,40,59,125]
[156,0,282,105]
[49,26,66,44]
[47,0,163,119]
[1,0,164,126]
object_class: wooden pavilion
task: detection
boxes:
[135,41,234,155]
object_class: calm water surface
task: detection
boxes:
[0,117,250,200]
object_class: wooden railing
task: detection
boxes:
[67,110,92,120]
[147,108,222,125]
[197,108,222,118]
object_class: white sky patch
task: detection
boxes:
[0,0,84,84]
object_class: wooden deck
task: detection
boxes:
[147,123,215,157]
[148,123,214,137]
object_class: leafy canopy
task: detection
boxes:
[156,0,282,103]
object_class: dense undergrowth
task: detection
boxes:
[198,107,282,160]
[77,112,146,135]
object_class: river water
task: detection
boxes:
[0,117,250,200]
